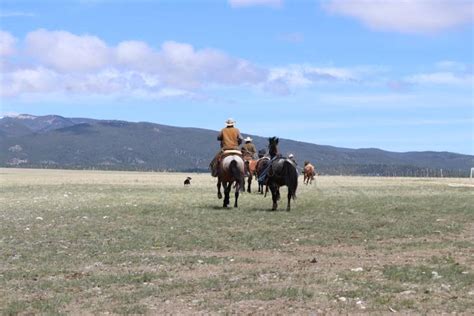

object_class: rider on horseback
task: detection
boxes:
[241,137,257,159]
[241,137,257,177]
[288,153,297,165]
[210,118,243,177]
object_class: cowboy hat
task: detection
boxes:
[225,118,236,126]
[244,136,252,142]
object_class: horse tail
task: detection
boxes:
[230,159,244,192]
[283,161,298,200]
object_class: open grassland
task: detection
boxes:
[1,168,473,314]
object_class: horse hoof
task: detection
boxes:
[218,193,222,199]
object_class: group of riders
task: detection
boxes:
[210,118,315,210]
[210,118,315,184]
[210,118,271,178]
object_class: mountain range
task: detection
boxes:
[1,114,472,176]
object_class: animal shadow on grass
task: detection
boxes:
[198,204,237,211]
[199,204,274,211]
[246,206,286,212]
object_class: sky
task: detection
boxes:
[0,0,473,154]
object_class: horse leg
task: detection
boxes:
[269,184,278,211]
[234,181,240,208]
[223,182,231,208]
[217,179,222,199]
[287,188,291,211]
[247,174,252,193]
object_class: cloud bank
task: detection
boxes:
[1,29,379,98]
[1,29,271,98]
[0,29,470,99]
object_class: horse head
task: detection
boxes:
[268,137,279,158]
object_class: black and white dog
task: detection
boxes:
[184,177,192,185]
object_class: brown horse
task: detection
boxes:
[216,151,245,208]
[303,161,316,185]
[244,157,258,193]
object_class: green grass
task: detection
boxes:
[1,169,473,314]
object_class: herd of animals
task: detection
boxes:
[185,137,317,211]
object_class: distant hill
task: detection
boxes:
[1,114,472,176]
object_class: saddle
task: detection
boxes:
[267,157,296,178]
[222,149,242,157]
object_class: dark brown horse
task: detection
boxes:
[216,151,245,208]
[263,137,298,211]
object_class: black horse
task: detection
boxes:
[264,137,298,211]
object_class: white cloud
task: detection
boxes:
[435,60,471,72]
[1,29,390,99]
[262,64,385,95]
[1,67,161,98]
[155,41,268,89]
[323,0,474,34]
[2,29,269,97]
[0,30,17,57]
[116,40,155,70]
[406,71,474,85]
[267,65,372,89]
[263,78,291,95]
[229,0,283,8]
[0,67,59,97]
[25,29,112,72]
[116,40,268,89]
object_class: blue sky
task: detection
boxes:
[0,0,473,154]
